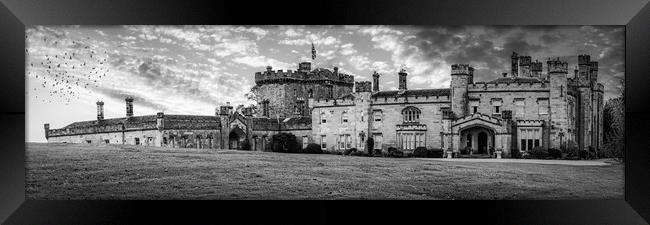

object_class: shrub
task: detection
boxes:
[528,147,549,159]
[366,137,374,156]
[271,133,299,153]
[428,148,444,158]
[413,147,429,158]
[563,141,579,158]
[511,147,521,159]
[351,150,367,156]
[343,148,357,156]
[240,139,251,151]
[387,147,397,154]
[303,143,323,154]
[389,149,404,158]
[548,148,562,159]
[372,149,383,157]
[579,150,590,159]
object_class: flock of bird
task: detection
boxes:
[27,35,111,105]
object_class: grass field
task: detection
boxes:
[25,143,624,200]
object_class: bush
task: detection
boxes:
[240,139,251,150]
[548,148,562,159]
[372,149,383,157]
[387,147,397,154]
[389,149,404,158]
[563,141,579,159]
[271,133,299,153]
[303,143,323,154]
[579,150,590,159]
[351,150,368,157]
[528,147,549,159]
[413,147,429,158]
[511,147,521,159]
[343,148,357,156]
[428,148,444,158]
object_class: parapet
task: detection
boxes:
[547,59,568,73]
[355,81,372,92]
[451,64,472,75]
[254,66,355,85]
[531,61,543,71]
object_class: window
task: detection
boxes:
[373,111,382,122]
[346,134,352,149]
[338,134,351,150]
[320,135,326,149]
[262,101,269,117]
[342,111,348,123]
[402,107,421,123]
[398,132,425,150]
[104,139,109,144]
[519,128,541,151]
[308,89,313,98]
[470,100,479,114]
[491,99,502,115]
[515,99,525,117]
[134,138,140,145]
[320,112,326,124]
[86,140,92,144]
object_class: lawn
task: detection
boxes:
[25,142,624,200]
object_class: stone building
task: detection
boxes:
[45,51,604,158]
[310,52,604,157]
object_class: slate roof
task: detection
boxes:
[60,114,220,130]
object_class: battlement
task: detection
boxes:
[516,119,545,127]
[254,67,355,85]
[313,97,356,108]
[468,81,549,91]
[547,59,568,73]
[589,61,598,71]
[451,64,472,75]
[519,56,532,65]
[578,55,591,65]
[355,81,372,92]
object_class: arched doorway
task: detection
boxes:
[460,125,495,155]
[229,127,246,150]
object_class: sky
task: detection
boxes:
[25,25,625,142]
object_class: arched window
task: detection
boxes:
[402,106,421,123]
[341,111,348,123]
[308,89,314,98]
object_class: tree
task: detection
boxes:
[602,76,624,159]
[366,137,374,155]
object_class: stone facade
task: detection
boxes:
[45,51,605,158]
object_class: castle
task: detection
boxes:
[44,51,604,158]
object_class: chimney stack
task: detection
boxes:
[125,97,134,118]
[96,101,104,120]
[398,69,408,90]
[372,71,380,91]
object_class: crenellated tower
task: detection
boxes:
[450,64,472,119]
[547,58,569,149]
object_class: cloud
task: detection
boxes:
[232,56,292,69]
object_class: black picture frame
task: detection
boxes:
[1,0,649,224]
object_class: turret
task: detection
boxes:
[589,61,598,85]
[96,101,104,121]
[578,54,591,85]
[298,62,311,73]
[156,112,164,130]
[519,56,532,77]
[219,102,233,115]
[355,81,372,92]
[266,66,272,73]
[372,71,380,91]
[511,52,519,77]
[398,69,408,90]
[547,58,569,149]
[44,123,50,140]
[125,97,134,118]
[451,64,472,118]
[531,60,543,78]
